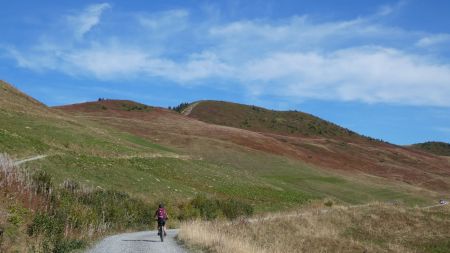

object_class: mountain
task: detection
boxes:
[411,141,450,156]
[1,81,448,203]
[2,80,450,251]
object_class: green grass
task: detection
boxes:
[0,111,166,157]
[116,132,174,153]
[26,150,431,213]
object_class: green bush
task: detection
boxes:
[189,195,254,220]
[177,202,201,220]
[79,190,152,227]
[191,195,221,220]
[218,199,253,219]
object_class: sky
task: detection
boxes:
[0,0,449,145]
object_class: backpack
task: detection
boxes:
[157,208,167,219]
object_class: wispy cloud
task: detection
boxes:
[67,3,111,40]
[376,1,406,16]
[416,33,450,47]
[3,2,450,107]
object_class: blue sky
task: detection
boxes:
[1,0,449,145]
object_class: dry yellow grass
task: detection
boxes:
[179,202,450,253]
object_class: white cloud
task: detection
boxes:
[65,46,148,78]
[4,3,450,107]
[416,34,450,47]
[10,42,231,82]
[143,52,233,82]
[67,3,111,40]
[240,47,450,106]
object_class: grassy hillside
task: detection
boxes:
[1,80,449,251]
[56,98,449,200]
[0,80,433,208]
[411,142,450,156]
[1,81,448,206]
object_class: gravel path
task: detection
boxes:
[86,229,188,253]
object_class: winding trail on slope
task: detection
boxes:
[86,229,187,253]
[181,102,200,116]
[14,155,47,166]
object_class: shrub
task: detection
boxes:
[191,195,221,220]
[189,195,254,220]
[177,202,201,220]
[324,200,333,207]
[218,199,253,219]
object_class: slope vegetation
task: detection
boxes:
[55,100,426,207]
[0,81,420,212]
[186,100,450,192]
[411,141,450,156]
[186,100,358,139]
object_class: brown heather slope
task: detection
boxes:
[56,100,450,193]
[55,100,302,158]
[186,100,360,140]
[186,100,450,192]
